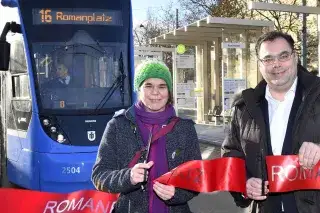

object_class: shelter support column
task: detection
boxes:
[195,42,209,123]
[240,31,249,83]
[203,41,210,123]
[195,44,204,123]
[213,38,221,108]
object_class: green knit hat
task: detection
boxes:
[134,60,172,93]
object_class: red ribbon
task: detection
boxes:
[0,188,118,213]
[155,155,320,194]
[0,158,246,213]
[1,156,319,213]
[155,157,246,193]
[266,155,320,193]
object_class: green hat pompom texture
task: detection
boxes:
[134,60,172,93]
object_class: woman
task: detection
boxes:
[91,60,201,213]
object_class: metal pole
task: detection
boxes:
[176,9,179,29]
[172,50,178,116]
[302,0,307,67]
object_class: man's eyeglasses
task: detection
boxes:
[258,51,294,66]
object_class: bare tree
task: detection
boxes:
[158,1,178,31]
[179,0,250,19]
[178,0,303,31]
[134,9,164,46]
[133,5,178,70]
[175,1,207,25]
[134,1,182,46]
[178,0,319,70]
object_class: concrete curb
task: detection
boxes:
[198,138,222,147]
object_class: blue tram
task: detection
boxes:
[0,0,134,192]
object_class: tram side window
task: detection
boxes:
[10,37,30,99]
[10,39,27,74]
[12,75,30,98]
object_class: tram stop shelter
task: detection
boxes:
[150,16,274,125]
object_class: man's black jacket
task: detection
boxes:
[222,67,320,213]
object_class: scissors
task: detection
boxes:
[141,131,152,191]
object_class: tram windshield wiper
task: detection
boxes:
[94,52,126,112]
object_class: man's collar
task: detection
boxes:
[265,77,298,101]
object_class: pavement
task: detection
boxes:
[181,117,248,212]
[177,109,228,146]
[195,124,227,146]
[188,135,248,213]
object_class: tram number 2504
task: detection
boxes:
[62,167,81,174]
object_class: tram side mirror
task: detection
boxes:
[0,40,10,71]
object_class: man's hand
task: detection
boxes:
[246,178,269,200]
[299,142,320,169]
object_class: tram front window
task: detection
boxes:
[19,1,132,113]
[33,32,130,111]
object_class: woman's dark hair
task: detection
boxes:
[167,93,173,105]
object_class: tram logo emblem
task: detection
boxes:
[87,131,96,141]
[17,117,27,124]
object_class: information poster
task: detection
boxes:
[176,55,195,69]
[176,81,196,108]
[223,79,246,111]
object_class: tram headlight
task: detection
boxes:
[57,134,65,143]
[41,116,69,144]
[43,119,50,126]
[50,126,57,133]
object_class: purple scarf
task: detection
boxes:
[134,101,175,213]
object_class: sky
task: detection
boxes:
[132,0,179,27]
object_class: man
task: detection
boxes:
[221,31,320,213]
[44,64,77,88]
[56,64,71,86]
